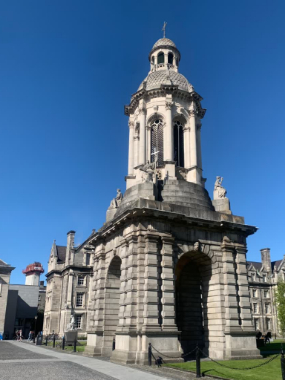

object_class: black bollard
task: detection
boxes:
[62,336,65,350]
[53,334,55,348]
[148,343,152,366]
[45,336,48,346]
[281,344,285,380]
[73,339,76,353]
[196,345,201,378]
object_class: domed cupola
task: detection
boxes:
[149,38,181,72]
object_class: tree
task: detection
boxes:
[275,281,285,337]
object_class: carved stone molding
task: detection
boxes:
[189,109,197,117]
[128,121,134,128]
[165,101,173,110]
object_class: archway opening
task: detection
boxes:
[104,256,122,350]
[175,252,212,357]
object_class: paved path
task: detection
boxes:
[0,341,171,380]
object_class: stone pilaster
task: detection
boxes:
[235,246,255,331]
[142,233,161,332]
[161,236,177,331]
[128,121,134,175]
[164,96,173,161]
[138,104,146,165]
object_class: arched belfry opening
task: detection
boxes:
[175,251,212,356]
[104,256,122,353]
[151,119,164,167]
[173,120,184,167]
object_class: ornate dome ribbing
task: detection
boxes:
[152,38,177,49]
[138,70,193,92]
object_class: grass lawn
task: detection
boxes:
[165,355,281,380]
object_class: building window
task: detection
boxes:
[151,119,164,167]
[75,315,82,329]
[78,276,84,286]
[253,289,257,298]
[251,273,255,282]
[173,121,184,167]
[266,318,271,330]
[253,303,258,313]
[168,52,173,65]
[263,275,267,283]
[264,290,269,298]
[254,318,259,330]
[86,253,90,266]
[265,303,270,314]
[157,52,164,64]
[76,293,84,307]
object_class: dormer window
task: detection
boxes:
[157,52,164,64]
[168,53,173,65]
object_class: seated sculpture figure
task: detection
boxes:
[110,189,123,209]
[213,176,227,199]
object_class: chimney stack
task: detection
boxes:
[260,248,271,274]
[65,230,76,266]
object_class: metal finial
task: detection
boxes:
[162,21,167,38]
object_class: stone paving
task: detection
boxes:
[0,341,173,380]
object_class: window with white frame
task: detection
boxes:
[264,290,269,298]
[75,315,82,329]
[76,293,84,307]
[254,318,259,330]
[78,276,84,286]
[253,289,257,298]
[253,303,258,313]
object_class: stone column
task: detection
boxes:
[164,96,173,161]
[196,121,202,169]
[161,236,177,331]
[146,126,151,162]
[139,104,146,165]
[134,130,139,168]
[183,125,190,168]
[128,121,134,174]
[187,101,200,184]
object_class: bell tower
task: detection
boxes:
[86,33,260,364]
[125,36,205,190]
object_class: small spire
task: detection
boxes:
[162,21,167,38]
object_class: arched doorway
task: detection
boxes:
[104,256,122,353]
[175,251,212,357]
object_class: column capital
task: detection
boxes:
[138,107,147,115]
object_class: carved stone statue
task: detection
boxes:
[110,189,123,209]
[66,314,75,331]
[213,176,227,200]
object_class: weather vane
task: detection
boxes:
[162,21,167,38]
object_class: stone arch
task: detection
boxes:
[103,255,122,354]
[175,247,223,358]
[146,112,165,125]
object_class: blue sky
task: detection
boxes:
[1,0,285,284]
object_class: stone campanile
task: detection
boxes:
[125,37,205,189]
[85,34,260,363]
